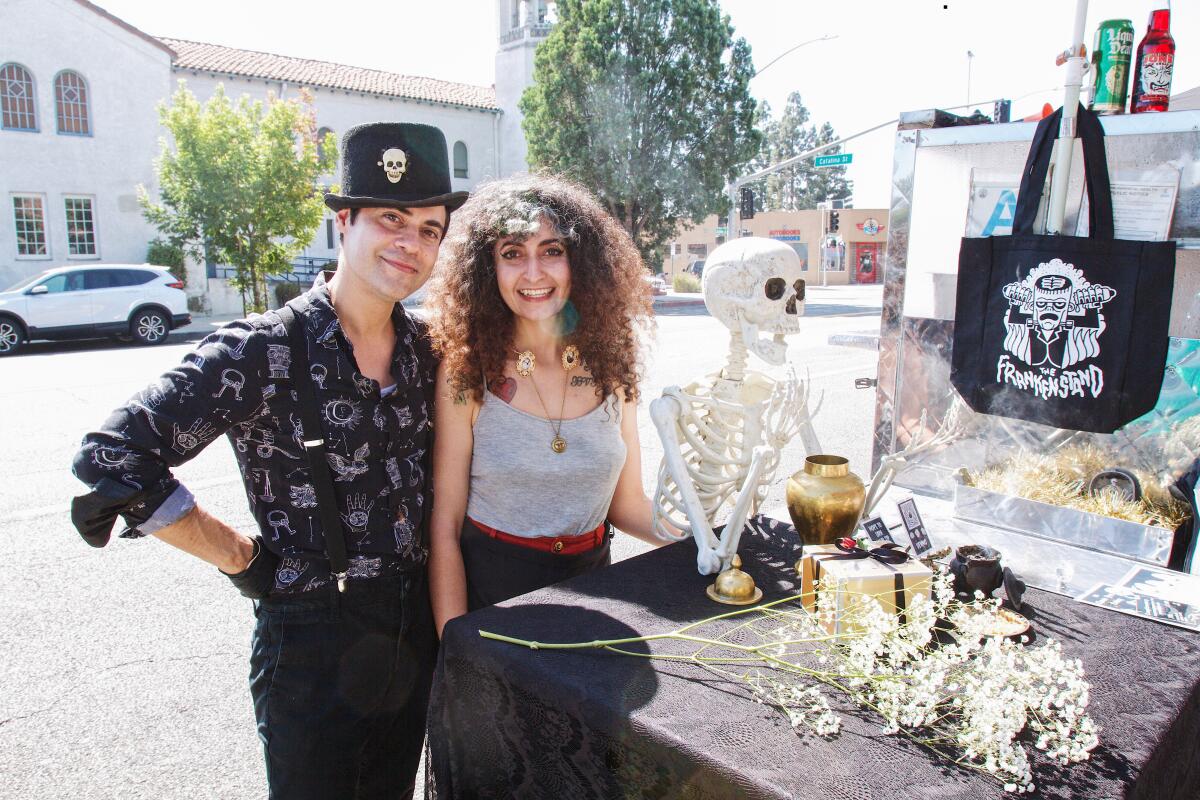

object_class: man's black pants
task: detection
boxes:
[249,572,436,799]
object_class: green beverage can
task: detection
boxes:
[1090,19,1135,113]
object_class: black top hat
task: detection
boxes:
[324,122,468,213]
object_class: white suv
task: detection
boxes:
[0,264,191,356]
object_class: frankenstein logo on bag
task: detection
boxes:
[996,258,1116,400]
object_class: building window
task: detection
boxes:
[453,141,468,179]
[1,63,37,131]
[65,197,97,256]
[54,71,90,135]
[325,218,334,249]
[510,0,520,29]
[13,195,48,257]
[316,126,334,165]
[535,0,548,23]
[789,242,809,270]
[687,244,708,257]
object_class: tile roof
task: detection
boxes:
[160,38,499,112]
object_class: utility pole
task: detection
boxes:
[966,50,975,108]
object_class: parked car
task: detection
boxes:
[0,264,190,355]
[642,273,667,296]
[687,259,706,278]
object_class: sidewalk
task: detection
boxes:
[192,283,885,339]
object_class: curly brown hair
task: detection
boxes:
[426,174,654,402]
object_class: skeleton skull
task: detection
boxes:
[378,148,408,183]
[701,237,806,365]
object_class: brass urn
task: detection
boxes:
[786,455,866,546]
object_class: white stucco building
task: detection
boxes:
[0,0,172,290]
[1,0,553,313]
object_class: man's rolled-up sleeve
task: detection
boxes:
[71,319,273,546]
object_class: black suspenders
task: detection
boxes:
[277,305,352,592]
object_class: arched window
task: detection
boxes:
[1,63,37,131]
[316,126,334,165]
[453,141,468,179]
[54,71,90,135]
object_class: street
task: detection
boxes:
[0,285,881,799]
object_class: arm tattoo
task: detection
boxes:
[570,375,597,388]
[490,377,517,404]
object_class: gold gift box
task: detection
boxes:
[799,544,934,635]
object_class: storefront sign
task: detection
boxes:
[769,228,802,241]
[856,218,885,236]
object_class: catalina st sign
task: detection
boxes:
[814,153,853,167]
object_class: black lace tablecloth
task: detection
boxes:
[428,517,1200,799]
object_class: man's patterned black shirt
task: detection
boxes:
[72,280,437,594]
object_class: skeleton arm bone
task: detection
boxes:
[650,395,724,574]
[712,445,771,565]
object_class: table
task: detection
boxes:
[428,517,1200,799]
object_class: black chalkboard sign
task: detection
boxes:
[861,516,893,543]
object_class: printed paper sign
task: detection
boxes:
[1075,565,1200,631]
[861,516,893,543]
[1075,180,1178,241]
[896,498,933,555]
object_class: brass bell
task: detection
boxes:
[706,554,763,606]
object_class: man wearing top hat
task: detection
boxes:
[70,122,467,798]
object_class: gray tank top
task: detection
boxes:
[467,390,626,537]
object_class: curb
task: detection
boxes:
[827,332,880,350]
[653,294,706,309]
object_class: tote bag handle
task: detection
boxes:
[1012,104,1115,240]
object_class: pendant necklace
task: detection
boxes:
[514,344,579,454]
[529,371,569,453]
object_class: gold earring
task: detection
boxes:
[515,350,535,378]
[562,345,580,372]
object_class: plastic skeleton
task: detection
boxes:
[651,238,822,576]
[861,399,968,517]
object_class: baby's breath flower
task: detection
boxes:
[732,582,1097,792]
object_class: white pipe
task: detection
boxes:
[1046,0,1089,234]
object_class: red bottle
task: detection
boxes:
[1130,9,1175,113]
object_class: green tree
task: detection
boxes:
[520,0,761,263]
[141,83,336,313]
[145,237,187,286]
[755,93,851,211]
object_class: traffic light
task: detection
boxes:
[993,99,1011,123]
[739,187,756,219]
[829,210,840,233]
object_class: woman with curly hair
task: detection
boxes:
[425,175,669,635]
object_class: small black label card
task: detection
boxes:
[861,516,893,543]
[896,498,933,555]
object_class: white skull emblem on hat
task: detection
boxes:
[378,147,408,183]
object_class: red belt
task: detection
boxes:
[469,518,607,555]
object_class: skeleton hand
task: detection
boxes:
[696,546,723,575]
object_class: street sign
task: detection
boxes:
[814,153,853,167]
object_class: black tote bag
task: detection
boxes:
[951,105,1176,433]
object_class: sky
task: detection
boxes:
[93,0,1196,210]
